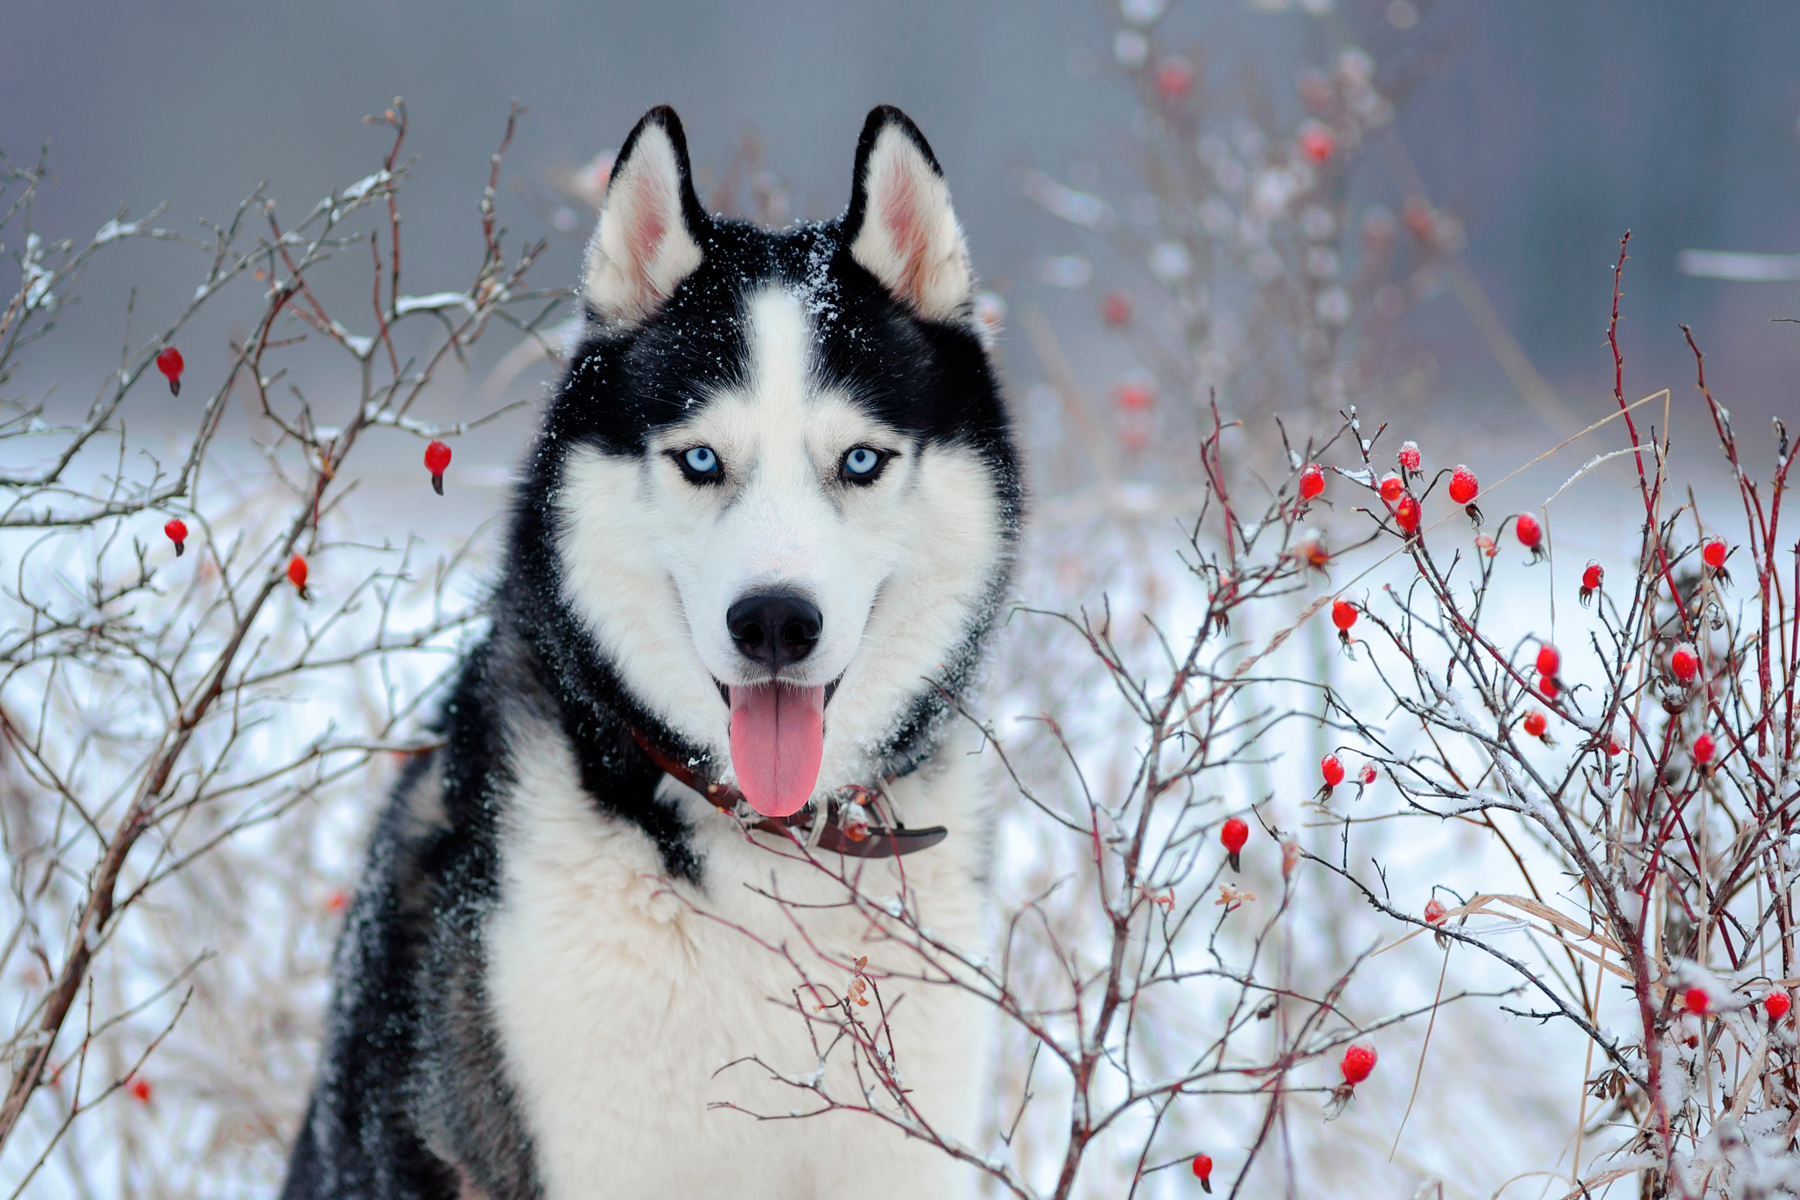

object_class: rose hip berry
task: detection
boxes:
[1670,646,1699,684]
[1684,987,1710,1015]
[1397,440,1422,479]
[1394,494,1421,536]
[1448,465,1481,523]
[1340,1042,1377,1085]
[1580,563,1602,606]
[1692,733,1715,766]
[1320,754,1345,794]
[1766,991,1792,1023]
[424,440,452,495]
[1523,711,1548,739]
[1424,898,1447,925]
[287,554,310,600]
[1155,59,1195,100]
[1191,1153,1214,1192]
[1514,513,1544,561]
[1220,817,1248,872]
[1100,291,1133,327]
[155,346,184,396]
[1536,645,1560,679]
[128,1076,152,1104]
[1299,464,1325,502]
[164,518,188,557]
[1378,472,1405,504]
[1702,539,1731,585]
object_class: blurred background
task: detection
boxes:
[6,0,1800,458]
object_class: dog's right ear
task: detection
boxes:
[583,107,706,324]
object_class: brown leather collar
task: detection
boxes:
[626,725,947,858]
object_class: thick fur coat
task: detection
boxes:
[280,105,1020,1200]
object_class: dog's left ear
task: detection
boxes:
[843,107,973,323]
[584,107,707,324]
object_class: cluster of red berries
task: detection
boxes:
[1536,643,1561,698]
[152,346,460,601]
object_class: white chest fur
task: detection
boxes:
[483,728,991,1200]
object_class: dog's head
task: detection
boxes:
[532,106,1018,817]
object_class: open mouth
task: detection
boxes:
[714,674,844,819]
[715,676,841,708]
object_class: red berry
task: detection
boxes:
[1359,764,1377,785]
[1766,991,1792,1022]
[1424,898,1447,925]
[155,346,184,396]
[1298,125,1335,163]
[1670,646,1699,684]
[1340,1042,1377,1085]
[425,440,452,495]
[1702,540,1726,569]
[1515,513,1541,549]
[1448,465,1479,506]
[1394,494,1421,535]
[163,518,188,557]
[1536,645,1560,678]
[1321,754,1345,789]
[1692,733,1715,766]
[1299,464,1325,501]
[1605,736,1623,757]
[1221,817,1249,855]
[128,1077,152,1104]
[1378,473,1405,504]
[1684,987,1710,1015]
[1331,599,1357,632]
[1100,291,1133,327]
[1582,563,1603,591]
[1397,441,1421,475]
[1116,383,1153,412]
[1539,673,1559,699]
[287,554,309,597]
[1155,59,1194,100]
[1523,711,1548,738]
[1192,1153,1214,1189]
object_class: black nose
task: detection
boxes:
[727,591,822,670]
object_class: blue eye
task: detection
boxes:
[843,447,881,478]
[682,446,719,475]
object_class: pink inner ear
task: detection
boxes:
[878,163,930,305]
[626,170,671,297]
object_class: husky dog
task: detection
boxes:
[281,105,1020,1200]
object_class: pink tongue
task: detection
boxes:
[728,683,826,817]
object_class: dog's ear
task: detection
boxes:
[583,107,707,324]
[843,107,973,323]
